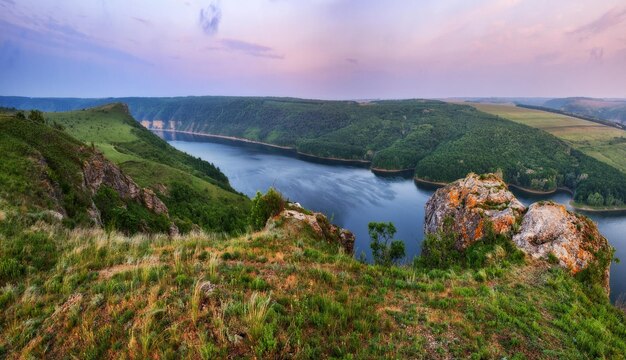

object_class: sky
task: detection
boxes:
[1,0,625,99]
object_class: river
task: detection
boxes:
[158,131,626,302]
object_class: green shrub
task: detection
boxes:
[249,188,285,230]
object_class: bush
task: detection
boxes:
[418,217,460,268]
[28,110,45,123]
[249,188,285,230]
[94,186,170,234]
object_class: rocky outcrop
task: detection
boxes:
[424,173,525,249]
[513,202,612,293]
[424,173,613,295]
[82,152,169,215]
[266,207,355,254]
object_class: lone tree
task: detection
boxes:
[368,221,405,266]
[28,110,45,123]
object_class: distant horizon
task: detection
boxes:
[1,1,625,99]
[0,94,625,102]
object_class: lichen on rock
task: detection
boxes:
[513,201,612,293]
[424,173,614,295]
[424,173,525,249]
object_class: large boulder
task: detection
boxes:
[424,173,525,249]
[266,207,355,254]
[513,202,612,293]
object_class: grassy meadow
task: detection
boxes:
[469,103,626,174]
[1,206,625,359]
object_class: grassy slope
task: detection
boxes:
[0,210,624,359]
[45,104,251,233]
[470,103,626,175]
[0,112,96,225]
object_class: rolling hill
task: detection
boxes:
[0,105,250,234]
[541,97,626,127]
[2,97,626,208]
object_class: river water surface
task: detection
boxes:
[159,131,626,301]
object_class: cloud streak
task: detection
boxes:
[218,38,284,59]
[132,17,151,26]
[570,7,626,39]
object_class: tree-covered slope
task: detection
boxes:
[2,96,625,207]
[542,97,626,126]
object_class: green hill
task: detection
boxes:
[0,106,250,234]
[1,97,626,208]
[542,97,626,127]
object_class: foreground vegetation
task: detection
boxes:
[1,200,625,359]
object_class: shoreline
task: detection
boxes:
[370,167,415,177]
[156,128,625,214]
[413,177,449,187]
[295,151,372,166]
[155,128,371,167]
[507,183,567,196]
[570,202,626,214]
[154,129,296,151]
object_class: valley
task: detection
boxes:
[0,105,625,358]
[2,96,626,209]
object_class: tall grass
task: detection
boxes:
[245,292,272,340]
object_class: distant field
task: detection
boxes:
[469,103,626,174]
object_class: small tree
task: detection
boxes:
[15,111,26,120]
[368,222,405,266]
[28,110,45,123]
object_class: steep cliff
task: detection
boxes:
[82,152,169,216]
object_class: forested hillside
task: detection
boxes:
[1,97,625,208]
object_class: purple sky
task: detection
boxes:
[1,0,625,99]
